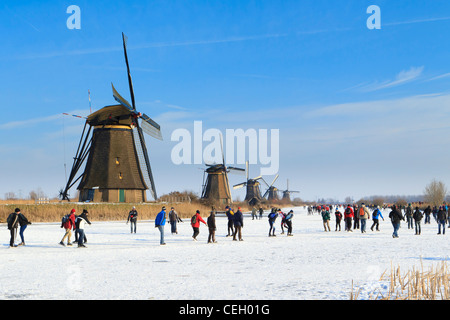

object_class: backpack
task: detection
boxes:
[191,214,197,225]
[61,214,70,225]
[359,208,365,216]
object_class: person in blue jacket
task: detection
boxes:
[285,210,294,236]
[268,208,278,237]
[370,206,384,231]
[155,206,167,245]
[232,207,244,241]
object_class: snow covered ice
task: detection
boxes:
[2,206,450,300]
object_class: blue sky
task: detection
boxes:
[1,0,450,202]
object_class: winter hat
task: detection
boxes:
[162,206,166,210]
[196,210,200,214]
[82,209,89,214]
[71,209,76,213]
[15,208,20,212]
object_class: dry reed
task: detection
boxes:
[352,260,450,300]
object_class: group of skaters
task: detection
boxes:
[7,202,450,248]
[313,202,450,238]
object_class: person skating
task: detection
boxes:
[344,205,354,232]
[225,206,235,237]
[268,208,277,236]
[353,204,360,230]
[17,209,31,246]
[207,209,217,243]
[126,206,138,233]
[168,206,183,234]
[405,203,413,229]
[76,209,91,248]
[285,210,294,236]
[437,206,447,235]
[279,210,287,234]
[233,207,244,241]
[413,206,423,235]
[191,210,207,241]
[259,207,264,220]
[335,208,343,231]
[6,208,20,248]
[358,203,370,233]
[424,205,432,224]
[370,206,384,231]
[389,205,404,238]
[321,206,331,232]
[60,209,76,246]
[155,206,167,245]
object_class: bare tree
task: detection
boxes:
[424,179,448,206]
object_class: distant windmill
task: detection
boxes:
[262,174,280,202]
[60,33,162,203]
[281,179,300,201]
[201,135,245,205]
[233,161,264,206]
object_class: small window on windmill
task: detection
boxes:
[119,172,123,180]
[115,157,120,165]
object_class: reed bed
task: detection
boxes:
[352,260,450,300]
[0,201,232,223]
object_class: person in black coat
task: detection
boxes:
[207,210,217,243]
[7,208,21,247]
[232,207,244,241]
[389,205,404,238]
[413,207,423,235]
[437,206,447,235]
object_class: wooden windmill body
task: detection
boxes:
[281,179,300,202]
[61,33,162,203]
[233,161,264,206]
[200,136,245,205]
[262,174,280,202]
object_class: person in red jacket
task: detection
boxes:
[191,210,207,241]
[60,209,76,246]
[344,205,354,232]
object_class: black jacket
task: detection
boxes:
[7,213,19,230]
[437,209,447,221]
[207,213,216,230]
[389,207,404,223]
[233,210,244,227]
[18,213,31,227]
[413,209,423,221]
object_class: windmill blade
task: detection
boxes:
[111,83,133,111]
[122,32,136,110]
[233,182,247,189]
[219,132,225,168]
[140,118,163,141]
[261,177,270,188]
[133,127,157,200]
[251,175,263,181]
[270,174,279,187]
[262,188,270,198]
[245,161,249,181]
[228,166,246,175]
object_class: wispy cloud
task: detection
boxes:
[359,66,424,92]
[385,16,450,27]
[425,72,450,82]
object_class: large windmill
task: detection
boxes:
[200,135,245,205]
[281,179,300,201]
[60,33,162,203]
[233,161,264,206]
[262,174,280,202]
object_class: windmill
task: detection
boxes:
[60,33,162,203]
[281,179,300,201]
[233,161,264,206]
[201,135,245,205]
[262,174,280,202]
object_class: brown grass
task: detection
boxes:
[352,260,450,300]
[0,201,228,223]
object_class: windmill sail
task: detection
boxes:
[133,127,157,200]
